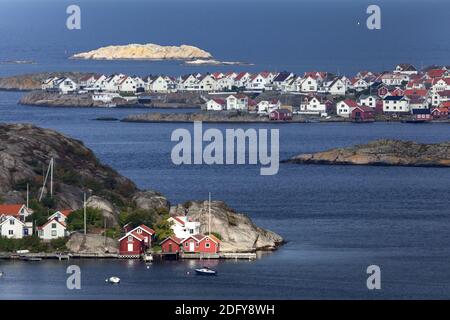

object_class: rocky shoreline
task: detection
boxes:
[0,124,283,254]
[284,139,450,167]
[121,111,345,123]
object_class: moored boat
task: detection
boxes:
[195,267,217,276]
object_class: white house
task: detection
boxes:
[381,73,408,86]
[47,210,73,224]
[0,215,25,239]
[299,95,326,115]
[168,216,200,239]
[351,78,370,91]
[247,72,272,91]
[92,92,120,103]
[118,76,138,93]
[57,77,77,94]
[336,99,359,118]
[257,100,281,115]
[178,74,200,91]
[206,98,226,111]
[198,74,218,92]
[359,95,379,109]
[383,96,410,113]
[272,72,294,91]
[299,76,318,92]
[431,90,450,107]
[42,77,60,91]
[38,218,67,240]
[149,76,172,92]
[394,64,418,75]
[0,204,33,222]
[327,78,347,96]
[234,72,251,88]
[431,78,450,93]
[226,94,248,111]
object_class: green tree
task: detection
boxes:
[66,207,103,232]
[153,214,174,241]
[118,208,157,229]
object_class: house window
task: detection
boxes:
[196,242,199,247]
[137,229,142,234]
[51,230,57,237]
[10,219,14,225]
[52,223,57,229]
[128,236,133,242]
[205,243,210,248]
[9,230,13,235]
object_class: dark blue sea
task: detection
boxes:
[0,0,450,299]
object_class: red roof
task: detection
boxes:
[439,101,450,108]
[131,231,146,241]
[212,98,226,105]
[432,107,449,112]
[38,218,66,230]
[353,105,374,112]
[404,89,428,97]
[342,99,359,108]
[427,69,447,78]
[171,216,185,226]
[60,209,73,217]
[137,224,155,235]
[0,204,24,216]
[160,236,182,245]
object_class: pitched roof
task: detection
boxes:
[38,218,66,230]
[0,204,25,216]
[160,236,182,245]
[137,224,155,235]
[341,99,359,108]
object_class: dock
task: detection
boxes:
[181,252,257,260]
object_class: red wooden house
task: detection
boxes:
[129,224,155,247]
[351,106,375,122]
[118,231,146,256]
[270,109,292,121]
[160,236,182,254]
[180,234,221,254]
[431,106,449,119]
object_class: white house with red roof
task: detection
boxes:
[0,215,25,239]
[336,99,359,118]
[168,216,200,239]
[38,218,68,240]
[299,76,318,93]
[247,72,273,91]
[326,77,347,96]
[299,95,326,115]
[198,74,218,91]
[206,98,226,111]
[351,78,370,92]
[234,72,251,88]
[431,90,450,107]
[257,100,281,115]
[0,204,33,222]
[431,78,450,93]
[47,209,73,224]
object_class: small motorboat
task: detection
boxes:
[0,271,4,277]
[106,276,121,284]
[195,267,217,276]
[143,254,153,263]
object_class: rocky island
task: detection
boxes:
[285,139,450,167]
[0,124,283,254]
[71,43,213,61]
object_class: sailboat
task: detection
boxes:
[194,193,218,276]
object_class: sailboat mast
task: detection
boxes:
[208,192,211,235]
[84,192,87,235]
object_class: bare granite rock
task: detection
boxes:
[133,191,170,212]
[71,43,212,60]
[66,232,118,254]
[170,201,284,252]
[285,139,450,167]
[86,196,118,228]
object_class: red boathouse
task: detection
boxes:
[119,231,146,256]
[160,236,182,254]
[180,234,221,254]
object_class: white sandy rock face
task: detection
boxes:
[71,43,212,60]
[170,201,283,253]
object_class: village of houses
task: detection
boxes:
[0,203,222,259]
[41,63,450,122]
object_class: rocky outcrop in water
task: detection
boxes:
[123,111,274,123]
[170,201,284,252]
[71,43,212,60]
[0,124,283,253]
[285,139,450,167]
